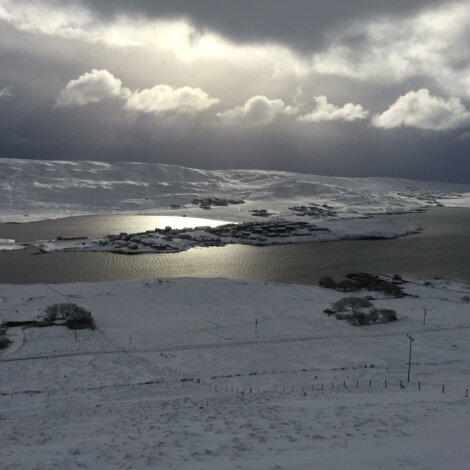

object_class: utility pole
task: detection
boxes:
[255,318,258,336]
[407,334,414,383]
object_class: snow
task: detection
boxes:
[440,193,470,208]
[2,158,470,467]
[1,158,469,224]
[35,216,420,255]
[0,238,25,251]
[1,277,470,469]
[4,157,469,251]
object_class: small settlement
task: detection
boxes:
[57,220,332,255]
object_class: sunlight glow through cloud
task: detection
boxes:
[2,0,470,182]
[0,0,308,80]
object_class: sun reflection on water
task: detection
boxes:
[136,216,231,231]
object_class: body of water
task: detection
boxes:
[0,215,229,242]
[0,208,469,285]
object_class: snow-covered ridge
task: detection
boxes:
[1,158,469,223]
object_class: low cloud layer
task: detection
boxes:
[125,86,219,115]
[0,85,12,100]
[56,69,219,115]
[373,89,470,131]
[55,69,126,107]
[1,0,470,182]
[298,96,369,123]
[218,96,294,126]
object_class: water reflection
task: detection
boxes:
[142,216,230,230]
[0,208,469,285]
[0,215,231,242]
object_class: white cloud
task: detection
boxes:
[55,69,126,107]
[124,85,219,115]
[298,96,369,122]
[0,0,307,79]
[55,69,218,115]
[0,85,13,100]
[372,89,470,131]
[218,96,295,125]
[312,2,470,99]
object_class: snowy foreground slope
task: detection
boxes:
[1,158,470,223]
[1,277,470,469]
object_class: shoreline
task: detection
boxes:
[0,207,469,285]
[1,206,440,255]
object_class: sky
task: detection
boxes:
[0,0,470,182]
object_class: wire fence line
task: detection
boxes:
[2,326,469,401]
[1,372,468,401]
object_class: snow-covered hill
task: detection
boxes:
[1,158,469,223]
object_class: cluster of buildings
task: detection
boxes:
[91,219,331,254]
[288,203,337,217]
[192,197,245,210]
[207,220,330,243]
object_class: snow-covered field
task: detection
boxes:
[1,277,470,469]
[1,158,470,224]
[2,158,470,468]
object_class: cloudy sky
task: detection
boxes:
[1,0,470,182]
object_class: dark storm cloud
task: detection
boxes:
[78,0,446,52]
[1,0,469,183]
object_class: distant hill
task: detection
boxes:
[1,158,469,222]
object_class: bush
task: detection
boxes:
[0,335,11,349]
[381,283,404,298]
[44,303,93,329]
[377,308,398,322]
[336,280,361,292]
[44,305,58,322]
[346,308,397,326]
[348,312,369,326]
[333,297,373,312]
[367,309,379,323]
[319,276,336,289]
[462,295,470,304]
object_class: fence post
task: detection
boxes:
[466,388,468,398]
[385,379,387,389]
[356,380,359,389]
[369,379,372,388]
[331,381,334,390]
[442,385,445,394]
[418,381,421,391]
